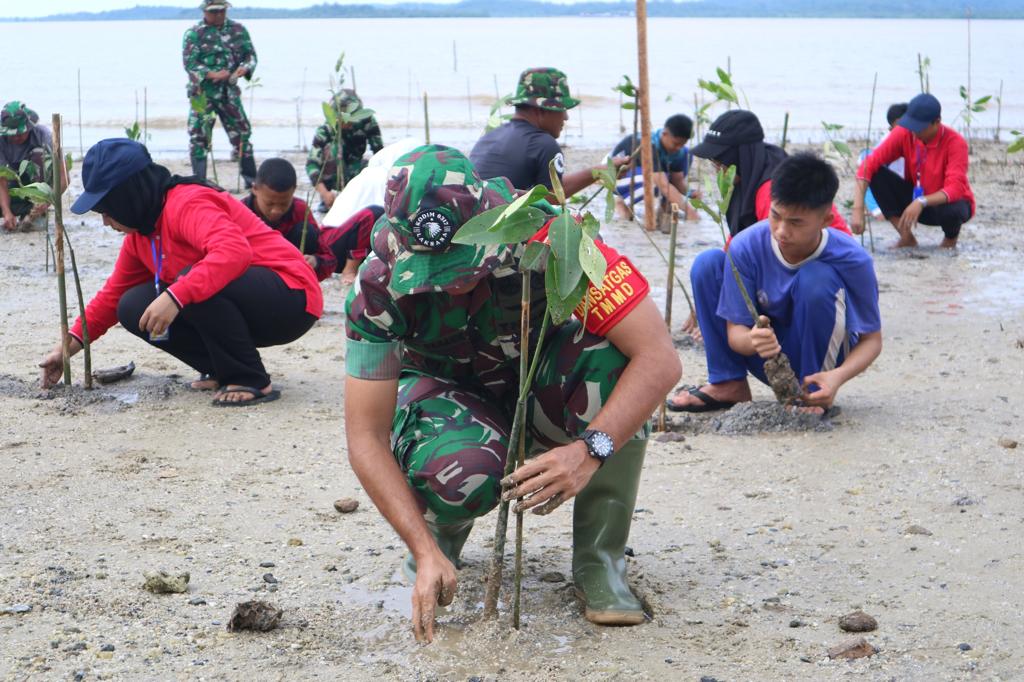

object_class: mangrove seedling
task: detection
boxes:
[956,85,991,144]
[458,160,609,627]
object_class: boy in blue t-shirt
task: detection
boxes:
[611,114,698,221]
[667,152,882,413]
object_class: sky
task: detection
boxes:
[0,0,472,19]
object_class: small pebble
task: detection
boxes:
[958,643,972,651]
[263,573,278,584]
[904,525,933,536]
[287,538,303,547]
[790,619,804,628]
[799,655,813,663]
[1,604,32,615]
[828,637,878,660]
[325,565,338,572]
[100,644,115,652]
[259,562,275,568]
[624,546,635,557]
[333,498,360,513]
[539,571,566,583]
[839,610,878,633]
[998,437,1018,449]
[188,597,207,606]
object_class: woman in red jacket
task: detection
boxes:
[39,139,323,406]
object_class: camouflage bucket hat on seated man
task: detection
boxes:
[0,101,39,136]
[507,68,580,112]
[201,0,232,10]
[379,144,516,296]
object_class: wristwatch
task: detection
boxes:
[580,429,615,465]
[916,195,928,207]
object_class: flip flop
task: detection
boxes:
[665,385,736,413]
[211,386,281,407]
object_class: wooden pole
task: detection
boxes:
[452,40,457,72]
[781,112,790,151]
[76,69,83,157]
[423,91,431,144]
[52,114,71,386]
[995,79,1003,142]
[467,77,473,125]
[636,0,656,232]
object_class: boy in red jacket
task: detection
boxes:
[852,93,975,248]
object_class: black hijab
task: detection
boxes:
[94,163,220,236]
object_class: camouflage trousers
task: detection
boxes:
[187,87,253,163]
[391,322,649,526]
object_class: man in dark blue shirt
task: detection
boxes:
[611,114,697,221]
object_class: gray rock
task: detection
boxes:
[904,525,933,536]
[839,611,878,632]
[188,597,207,606]
[539,571,566,583]
[263,573,278,584]
[333,497,360,513]
[142,571,190,594]
[958,643,972,651]
[227,600,283,632]
[1,604,32,615]
[100,644,115,652]
[259,562,275,568]
[998,437,1018,449]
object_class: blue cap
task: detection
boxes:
[898,93,942,134]
[71,138,152,214]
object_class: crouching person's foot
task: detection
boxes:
[665,379,751,413]
[211,383,281,407]
[940,237,958,249]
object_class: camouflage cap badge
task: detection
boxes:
[507,68,580,112]
[376,144,516,296]
[0,101,38,137]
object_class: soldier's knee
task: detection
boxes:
[406,440,506,524]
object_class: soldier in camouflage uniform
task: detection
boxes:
[0,102,55,232]
[306,89,383,211]
[182,0,258,186]
[470,67,628,195]
[344,145,680,641]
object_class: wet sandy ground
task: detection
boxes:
[1,142,1022,680]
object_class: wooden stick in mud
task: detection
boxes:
[658,204,680,432]
[781,112,790,151]
[512,277,531,630]
[423,91,431,145]
[52,114,72,386]
[77,69,84,158]
[635,0,656,232]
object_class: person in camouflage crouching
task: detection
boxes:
[182,0,258,186]
[0,101,59,232]
[343,145,680,642]
[306,89,384,212]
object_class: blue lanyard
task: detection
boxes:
[912,141,927,198]
[150,236,162,296]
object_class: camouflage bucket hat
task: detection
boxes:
[378,144,515,296]
[507,68,580,112]
[0,101,38,137]
[201,0,231,10]
[331,89,362,113]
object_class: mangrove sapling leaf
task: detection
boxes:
[453,205,548,246]
[125,121,141,141]
[0,166,19,182]
[548,163,566,206]
[322,102,337,127]
[498,185,550,223]
[10,183,55,205]
[1008,131,1024,154]
[580,212,601,239]
[578,233,607,287]
[549,213,583,298]
[544,262,589,325]
[519,241,549,273]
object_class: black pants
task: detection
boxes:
[869,167,972,240]
[117,266,317,389]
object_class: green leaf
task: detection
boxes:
[190,94,207,114]
[519,240,549,273]
[10,183,53,205]
[1008,137,1024,154]
[549,212,582,298]
[322,101,337,126]
[580,212,601,239]
[64,153,73,171]
[498,184,549,224]
[0,166,19,182]
[716,164,735,203]
[959,85,968,99]
[621,102,636,111]
[544,260,589,325]
[689,196,720,223]
[345,108,375,122]
[604,189,615,223]
[453,205,548,245]
[716,66,732,86]
[833,140,852,157]
[548,159,566,206]
[334,51,346,75]
[578,233,607,287]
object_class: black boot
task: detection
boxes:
[190,157,207,181]
[240,155,257,190]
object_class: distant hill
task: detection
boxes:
[4,0,1021,21]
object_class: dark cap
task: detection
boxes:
[691,110,765,160]
[898,93,942,133]
[71,139,152,215]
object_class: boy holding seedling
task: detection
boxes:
[0,101,54,232]
[182,0,258,187]
[343,145,679,641]
[667,153,882,413]
[471,68,629,195]
[611,113,699,222]
[306,90,383,212]
[243,157,383,284]
[853,93,974,248]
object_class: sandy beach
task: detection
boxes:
[1,141,1022,681]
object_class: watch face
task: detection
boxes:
[587,431,614,459]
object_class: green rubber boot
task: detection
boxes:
[401,519,474,583]
[572,438,648,625]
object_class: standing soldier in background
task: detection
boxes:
[182,0,258,187]
[306,89,384,212]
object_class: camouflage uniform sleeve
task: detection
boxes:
[182,26,208,86]
[344,254,407,380]
[306,123,333,185]
[366,116,384,153]
[233,22,258,76]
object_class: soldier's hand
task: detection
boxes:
[206,70,230,82]
[232,66,248,80]
[500,441,599,515]
[410,551,457,644]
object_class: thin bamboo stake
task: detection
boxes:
[966,7,972,146]
[77,69,83,157]
[467,77,473,125]
[423,91,431,144]
[917,53,925,92]
[864,73,878,253]
[52,114,71,386]
[350,65,357,93]
[995,79,1003,141]
[144,87,148,144]
[636,0,656,231]
[658,204,680,432]
[64,230,92,389]
[452,40,457,72]
[619,91,625,133]
[627,89,639,217]
[512,275,531,630]
[781,112,790,151]
[577,88,584,138]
